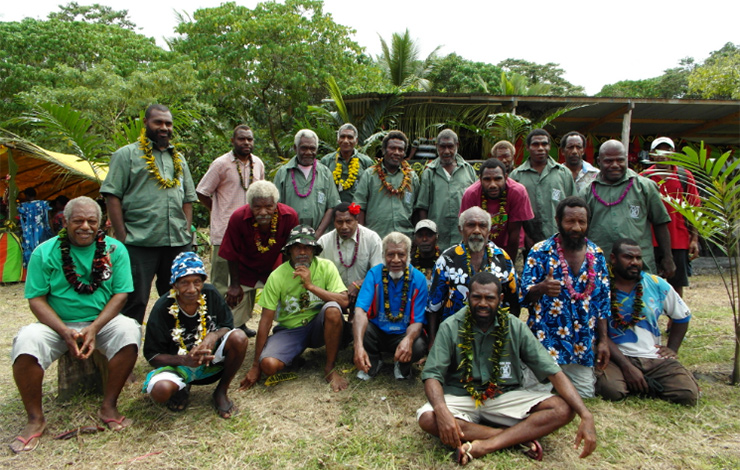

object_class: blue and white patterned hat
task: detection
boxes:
[170,251,208,285]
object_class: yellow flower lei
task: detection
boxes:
[332,151,360,191]
[253,210,279,253]
[138,128,184,189]
[168,289,208,356]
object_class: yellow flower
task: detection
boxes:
[332,154,360,190]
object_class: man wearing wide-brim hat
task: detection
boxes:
[239,225,350,392]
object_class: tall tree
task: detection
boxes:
[596,58,697,99]
[689,43,740,99]
[377,29,440,91]
[427,53,503,93]
[47,2,137,30]
[498,58,585,96]
[171,0,369,156]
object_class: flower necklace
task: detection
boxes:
[375,161,412,197]
[234,156,254,191]
[253,210,278,253]
[332,152,360,191]
[610,275,645,329]
[463,242,495,278]
[591,178,635,207]
[382,266,409,322]
[412,246,440,277]
[458,303,509,407]
[481,188,508,240]
[58,228,111,294]
[168,289,208,356]
[554,235,596,301]
[336,228,360,268]
[291,160,317,197]
[138,128,184,189]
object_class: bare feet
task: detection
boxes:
[9,420,46,453]
[454,440,485,466]
[325,369,348,392]
[98,410,132,432]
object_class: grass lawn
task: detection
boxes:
[0,274,738,469]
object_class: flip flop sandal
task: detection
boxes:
[520,439,543,461]
[453,441,474,465]
[212,392,236,419]
[166,384,191,412]
[101,415,130,432]
[54,426,105,440]
[10,432,43,453]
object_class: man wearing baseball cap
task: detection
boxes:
[240,225,350,392]
[641,137,701,298]
[143,252,248,419]
[410,219,440,291]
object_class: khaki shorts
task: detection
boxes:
[11,314,141,370]
[416,389,554,428]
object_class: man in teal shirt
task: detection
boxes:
[417,272,597,464]
[274,129,341,237]
[416,129,477,251]
[354,130,420,239]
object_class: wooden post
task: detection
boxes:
[621,101,635,150]
[57,350,109,402]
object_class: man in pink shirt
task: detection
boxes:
[459,158,535,260]
[197,126,265,297]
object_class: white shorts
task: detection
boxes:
[416,389,554,428]
[11,315,141,370]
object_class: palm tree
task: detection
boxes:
[663,144,740,384]
[378,29,440,91]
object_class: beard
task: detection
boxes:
[146,126,172,149]
[613,262,642,281]
[467,235,486,253]
[558,223,587,251]
[389,269,404,280]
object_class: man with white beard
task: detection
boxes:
[426,207,519,349]
[353,232,428,380]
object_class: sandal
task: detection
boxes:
[9,432,43,453]
[520,439,543,461]
[166,384,191,412]
[453,441,474,465]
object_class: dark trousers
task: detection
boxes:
[363,322,427,375]
[122,244,190,324]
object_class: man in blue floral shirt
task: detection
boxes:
[520,196,610,398]
[427,207,519,349]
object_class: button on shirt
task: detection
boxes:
[100,141,197,247]
[196,151,265,245]
[416,154,477,251]
[510,158,575,240]
[274,157,341,230]
[354,163,420,239]
[318,225,383,287]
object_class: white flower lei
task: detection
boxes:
[168,289,208,356]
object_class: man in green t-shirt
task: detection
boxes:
[10,197,141,453]
[240,225,349,392]
[417,272,597,464]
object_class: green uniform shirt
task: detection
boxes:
[100,141,197,247]
[319,150,375,203]
[274,157,341,230]
[258,257,347,329]
[416,155,477,251]
[353,163,420,239]
[510,158,575,239]
[583,169,671,273]
[422,307,561,396]
[25,236,133,323]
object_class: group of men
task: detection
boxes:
[10,103,701,464]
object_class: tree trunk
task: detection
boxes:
[733,327,740,385]
[57,350,109,402]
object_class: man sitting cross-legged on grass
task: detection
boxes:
[417,272,597,465]
[239,225,350,392]
[10,196,141,453]
[142,252,248,419]
[595,238,699,406]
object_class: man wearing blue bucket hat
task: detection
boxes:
[142,252,248,418]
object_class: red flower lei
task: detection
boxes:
[554,235,596,301]
[291,160,317,197]
[375,162,412,197]
[58,228,111,294]
[481,188,508,240]
[610,276,645,329]
[336,228,360,268]
[591,178,634,206]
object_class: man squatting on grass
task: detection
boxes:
[417,272,596,465]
